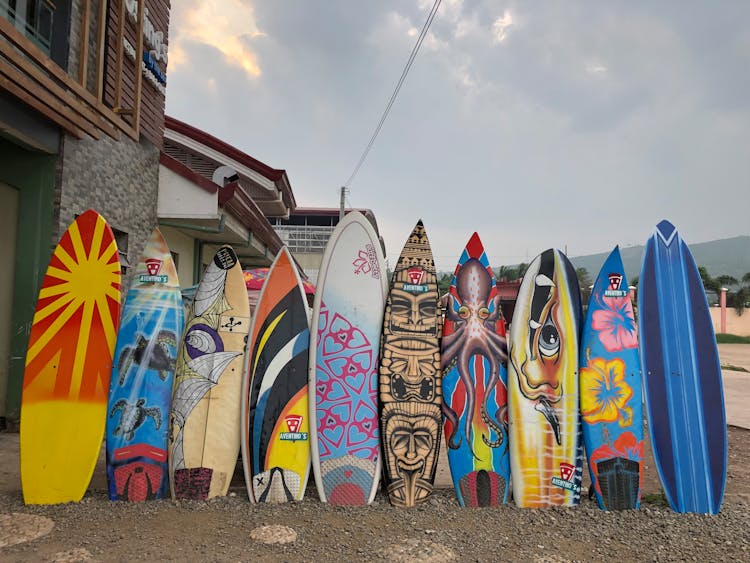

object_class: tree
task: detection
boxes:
[495,265,515,281]
[437,272,452,296]
[716,275,739,289]
[494,263,529,281]
[699,266,720,295]
[630,275,639,288]
[576,267,592,290]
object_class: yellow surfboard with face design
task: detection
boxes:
[507,248,582,508]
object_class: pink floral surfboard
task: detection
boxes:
[308,211,388,505]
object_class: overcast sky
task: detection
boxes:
[165,1,749,272]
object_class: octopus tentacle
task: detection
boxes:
[485,332,508,365]
[458,348,478,459]
[441,401,462,449]
[481,354,507,449]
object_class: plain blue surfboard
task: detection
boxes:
[638,220,727,514]
[580,247,643,510]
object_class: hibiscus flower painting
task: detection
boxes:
[591,296,637,352]
[580,357,634,427]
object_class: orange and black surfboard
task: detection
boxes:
[20,209,121,504]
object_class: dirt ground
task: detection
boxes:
[0,346,748,561]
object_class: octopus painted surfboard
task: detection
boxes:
[168,245,250,500]
[106,228,184,501]
[638,220,726,514]
[441,232,509,507]
[309,212,387,505]
[243,247,311,503]
[379,220,442,507]
[580,247,643,510]
[508,248,583,508]
[20,209,121,504]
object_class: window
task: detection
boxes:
[1,0,55,54]
[111,227,129,274]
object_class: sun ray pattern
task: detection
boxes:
[20,209,121,505]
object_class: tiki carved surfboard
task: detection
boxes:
[379,220,442,507]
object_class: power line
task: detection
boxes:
[343,0,442,188]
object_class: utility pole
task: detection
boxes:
[339,186,347,220]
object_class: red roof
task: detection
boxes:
[164,115,296,209]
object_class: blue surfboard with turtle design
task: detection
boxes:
[580,247,643,510]
[106,228,184,501]
[638,220,727,514]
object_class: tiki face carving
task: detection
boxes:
[381,341,439,402]
[382,404,441,506]
[389,290,438,335]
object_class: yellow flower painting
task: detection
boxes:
[580,357,633,427]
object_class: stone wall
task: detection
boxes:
[57,133,160,288]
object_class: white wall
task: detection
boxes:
[159,225,196,288]
[157,165,217,219]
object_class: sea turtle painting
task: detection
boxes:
[110,398,163,441]
[117,331,178,386]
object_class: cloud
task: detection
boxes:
[169,0,263,78]
[166,1,750,272]
[492,10,513,43]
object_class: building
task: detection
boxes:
[158,116,296,286]
[273,207,385,283]
[0,0,172,428]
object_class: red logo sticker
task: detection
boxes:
[608,273,622,291]
[145,259,162,276]
[407,267,424,285]
[285,415,303,433]
[560,463,575,482]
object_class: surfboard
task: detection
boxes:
[580,246,643,510]
[20,209,121,504]
[309,212,387,505]
[638,220,727,514]
[508,248,583,508]
[106,228,184,501]
[242,247,311,503]
[379,220,442,507]
[168,245,250,500]
[441,232,509,507]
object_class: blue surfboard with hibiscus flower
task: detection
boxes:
[580,247,644,510]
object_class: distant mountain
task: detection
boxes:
[568,235,750,283]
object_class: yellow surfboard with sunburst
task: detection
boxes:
[20,209,121,504]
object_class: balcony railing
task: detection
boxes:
[274,225,335,253]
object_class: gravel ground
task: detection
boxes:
[1,425,749,562]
